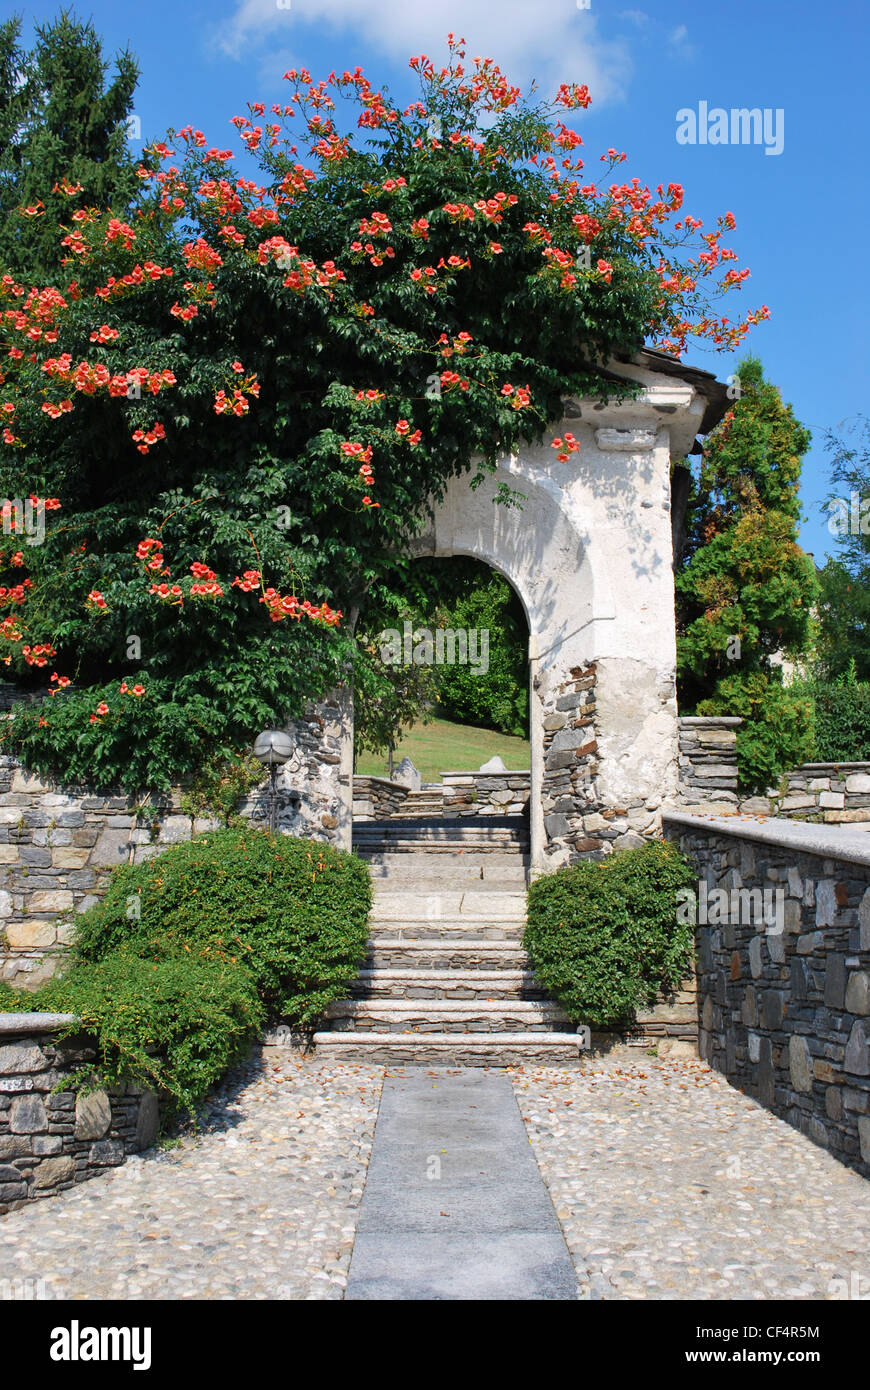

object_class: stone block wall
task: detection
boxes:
[440,771,529,819]
[0,756,222,989]
[741,764,870,823]
[351,776,410,821]
[674,717,870,824]
[539,662,602,863]
[664,811,870,1178]
[238,688,352,844]
[537,662,663,864]
[675,716,741,813]
[351,771,531,821]
[0,692,351,990]
[0,1013,159,1213]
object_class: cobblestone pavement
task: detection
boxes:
[4,1051,869,1302]
[0,1054,383,1300]
[511,1055,870,1300]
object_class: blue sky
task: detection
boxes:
[18,0,869,562]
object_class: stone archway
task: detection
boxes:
[404,349,727,872]
[313,350,726,870]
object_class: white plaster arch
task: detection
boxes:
[395,353,726,870]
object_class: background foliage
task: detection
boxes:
[815,419,870,683]
[0,13,141,282]
[675,356,818,791]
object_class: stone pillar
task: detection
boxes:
[241,687,353,849]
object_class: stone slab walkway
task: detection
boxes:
[512,1056,870,1300]
[345,1068,578,1300]
[0,1054,382,1300]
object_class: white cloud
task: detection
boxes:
[618,9,649,26]
[668,23,695,58]
[221,0,633,108]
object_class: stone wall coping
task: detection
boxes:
[352,775,408,790]
[678,716,743,727]
[0,1011,79,1035]
[663,809,870,869]
[791,762,870,773]
[440,769,531,778]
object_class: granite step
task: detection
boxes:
[353,817,528,854]
[370,889,527,920]
[364,939,530,970]
[366,921,527,942]
[347,969,548,1001]
[363,852,528,885]
[323,998,573,1034]
[312,1031,587,1065]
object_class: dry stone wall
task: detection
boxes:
[664,811,870,1179]
[351,776,410,821]
[0,693,350,990]
[0,1013,159,1213]
[440,771,529,818]
[539,662,602,862]
[741,764,870,823]
[539,663,664,863]
[675,716,741,813]
[674,716,870,824]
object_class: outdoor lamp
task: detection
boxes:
[252,729,295,833]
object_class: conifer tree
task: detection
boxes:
[0,10,139,282]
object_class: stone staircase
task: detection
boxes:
[393,783,444,818]
[313,818,585,1065]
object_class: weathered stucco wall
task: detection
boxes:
[412,355,714,869]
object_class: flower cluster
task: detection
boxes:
[260,589,342,626]
[189,562,224,598]
[22,642,55,667]
[131,422,166,454]
[501,384,531,410]
[551,432,580,462]
[136,537,168,574]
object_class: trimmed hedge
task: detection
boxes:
[524,841,695,1030]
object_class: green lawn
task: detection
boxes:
[355,717,530,782]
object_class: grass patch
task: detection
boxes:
[355,716,530,781]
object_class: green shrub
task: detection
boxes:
[696,671,816,793]
[0,954,263,1117]
[524,841,696,1030]
[73,826,372,1025]
[794,679,870,762]
[0,826,372,1116]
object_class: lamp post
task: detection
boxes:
[252,729,295,834]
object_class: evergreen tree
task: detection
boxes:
[675,356,819,788]
[0,10,139,282]
[815,419,870,681]
[676,355,817,704]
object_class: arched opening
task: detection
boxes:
[351,556,532,862]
